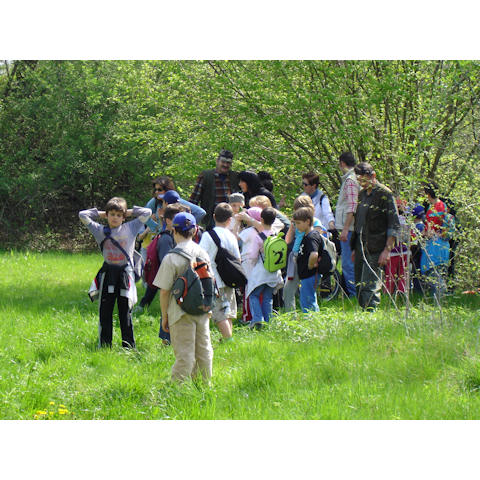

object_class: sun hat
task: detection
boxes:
[246,207,262,222]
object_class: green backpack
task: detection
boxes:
[258,231,288,272]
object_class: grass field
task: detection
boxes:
[2,250,480,420]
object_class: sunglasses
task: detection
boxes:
[302,182,311,187]
[154,187,165,192]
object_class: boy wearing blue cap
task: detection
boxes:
[153,212,214,382]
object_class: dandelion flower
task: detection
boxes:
[59,404,66,408]
[49,401,55,405]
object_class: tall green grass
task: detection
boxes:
[2,250,480,419]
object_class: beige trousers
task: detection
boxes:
[169,313,213,382]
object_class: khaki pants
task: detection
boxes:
[169,314,213,382]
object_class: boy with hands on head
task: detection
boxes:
[79,197,152,349]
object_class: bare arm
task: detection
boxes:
[308,251,319,270]
[340,213,354,242]
[160,289,170,332]
[285,222,296,244]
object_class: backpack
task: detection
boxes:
[171,248,216,316]
[207,229,247,288]
[100,226,144,282]
[319,233,338,274]
[193,225,204,244]
[143,231,167,287]
[257,231,288,272]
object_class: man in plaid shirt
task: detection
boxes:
[335,152,360,297]
[190,149,239,229]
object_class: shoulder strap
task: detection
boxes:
[257,230,268,242]
[207,229,222,249]
[170,247,194,263]
[100,226,134,270]
[319,193,326,204]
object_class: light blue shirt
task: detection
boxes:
[292,217,325,254]
[144,196,206,233]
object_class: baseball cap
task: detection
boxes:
[172,212,196,231]
[160,190,181,204]
[412,204,425,218]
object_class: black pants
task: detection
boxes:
[99,278,135,349]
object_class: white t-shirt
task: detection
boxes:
[199,226,241,289]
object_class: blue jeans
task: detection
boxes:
[299,275,319,313]
[249,284,274,325]
[341,231,356,297]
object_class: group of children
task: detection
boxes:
[79,187,333,383]
[79,176,458,383]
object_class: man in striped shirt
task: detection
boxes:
[189,149,239,230]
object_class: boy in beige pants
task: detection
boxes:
[153,212,213,383]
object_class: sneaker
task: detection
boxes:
[249,321,263,330]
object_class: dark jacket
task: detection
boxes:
[190,168,239,229]
[351,182,400,254]
[238,171,277,208]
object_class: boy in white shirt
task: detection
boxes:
[199,203,241,341]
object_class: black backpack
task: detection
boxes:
[171,248,216,316]
[207,229,247,288]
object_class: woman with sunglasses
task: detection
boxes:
[144,176,206,234]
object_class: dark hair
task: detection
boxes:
[302,172,320,187]
[339,152,356,167]
[354,162,374,176]
[238,170,261,192]
[218,149,233,161]
[214,202,233,223]
[174,227,196,239]
[261,207,276,226]
[105,197,127,217]
[152,176,175,191]
[292,207,313,225]
[258,171,274,192]
[164,202,187,220]
[423,181,439,199]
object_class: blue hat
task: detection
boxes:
[412,204,425,218]
[172,212,196,231]
[160,190,181,204]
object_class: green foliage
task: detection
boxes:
[1,60,480,285]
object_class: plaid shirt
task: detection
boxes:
[344,177,359,214]
[190,171,234,208]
